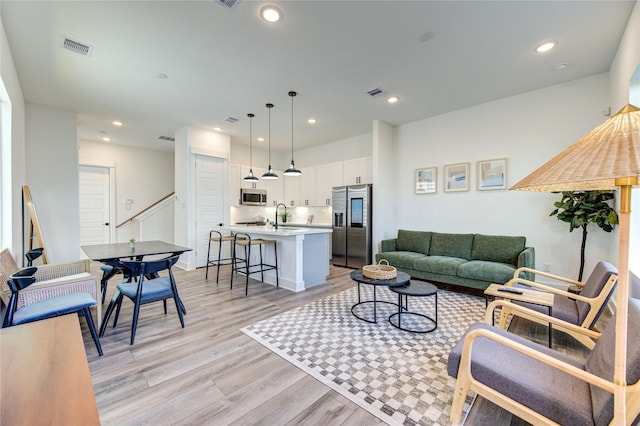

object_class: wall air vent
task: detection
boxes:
[224,116,239,123]
[215,0,240,9]
[366,87,386,97]
[61,37,93,57]
[158,135,175,142]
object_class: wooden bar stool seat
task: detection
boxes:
[206,229,235,283]
[231,233,279,295]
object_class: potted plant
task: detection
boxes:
[279,211,290,223]
[129,238,136,249]
[550,190,618,281]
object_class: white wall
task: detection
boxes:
[0,18,26,261]
[392,73,612,280]
[292,133,372,167]
[25,103,79,263]
[78,140,175,242]
[609,0,640,110]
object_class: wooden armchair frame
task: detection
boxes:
[0,249,101,326]
[501,265,617,349]
[451,300,640,425]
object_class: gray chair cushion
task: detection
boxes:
[577,261,617,326]
[512,283,580,325]
[448,322,592,425]
[586,298,640,426]
[12,292,96,325]
[396,230,431,255]
[413,255,467,276]
[457,260,516,284]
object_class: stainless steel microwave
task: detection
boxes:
[240,188,267,206]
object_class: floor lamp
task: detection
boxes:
[511,103,639,425]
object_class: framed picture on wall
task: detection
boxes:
[477,158,508,190]
[415,167,437,194]
[444,162,470,192]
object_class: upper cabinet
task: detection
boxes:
[343,157,372,185]
[264,177,283,207]
[316,162,343,206]
[229,164,241,206]
[283,175,300,207]
[299,166,316,206]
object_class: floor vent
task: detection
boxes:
[61,37,93,57]
[158,135,175,142]
[366,87,386,97]
[215,0,240,9]
[224,116,239,123]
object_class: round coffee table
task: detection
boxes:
[350,269,410,323]
[389,281,438,333]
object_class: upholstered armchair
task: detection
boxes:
[0,248,101,325]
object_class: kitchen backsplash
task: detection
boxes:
[230,205,332,226]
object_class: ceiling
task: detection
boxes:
[1,1,635,153]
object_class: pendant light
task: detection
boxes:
[262,103,278,180]
[243,113,259,182]
[283,91,302,176]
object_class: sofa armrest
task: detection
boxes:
[380,238,397,252]
[517,247,535,280]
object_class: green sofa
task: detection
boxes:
[375,230,535,290]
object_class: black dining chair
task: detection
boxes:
[99,255,184,345]
[3,267,103,356]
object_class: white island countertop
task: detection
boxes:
[222,225,332,292]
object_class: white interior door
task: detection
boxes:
[79,165,111,251]
[195,155,225,268]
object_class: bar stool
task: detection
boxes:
[231,232,279,295]
[205,229,235,283]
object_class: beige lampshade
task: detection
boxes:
[510,104,640,192]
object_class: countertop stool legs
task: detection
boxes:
[206,229,235,283]
[231,233,279,295]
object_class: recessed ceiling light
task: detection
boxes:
[387,96,399,104]
[261,5,282,23]
[213,127,222,132]
[535,41,557,53]
[101,136,111,142]
[112,120,123,126]
[257,137,265,142]
[307,118,317,124]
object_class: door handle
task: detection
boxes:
[104,223,110,226]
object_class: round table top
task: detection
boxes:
[350,269,411,287]
[389,280,438,296]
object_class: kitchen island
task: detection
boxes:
[222,225,332,292]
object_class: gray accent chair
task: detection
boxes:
[500,261,618,349]
[447,298,640,425]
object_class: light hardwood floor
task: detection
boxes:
[82,264,595,425]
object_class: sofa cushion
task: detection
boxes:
[376,252,426,269]
[396,230,431,255]
[448,322,592,426]
[457,260,517,284]
[413,256,468,276]
[429,233,474,260]
[471,234,526,266]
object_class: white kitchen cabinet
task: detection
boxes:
[298,166,316,206]
[265,177,283,207]
[240,165,266,189]
[283,175,300,207]
[229,163,241,205]
[315,162,343,206]
[342,157,372,185]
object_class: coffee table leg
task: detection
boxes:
[373,286,377,323]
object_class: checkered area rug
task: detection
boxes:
[242,285,486,425]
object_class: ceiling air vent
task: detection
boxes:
[224,116,239,123]
[366,87,386,98]
[158,135,175,142]
[215,0,240,9]
[61,37,93,57]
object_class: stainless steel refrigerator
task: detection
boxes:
[332,184,372,268]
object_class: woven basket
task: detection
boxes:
[362,259,397,280]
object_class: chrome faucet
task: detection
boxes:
[275,203,287,229]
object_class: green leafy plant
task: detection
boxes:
[550,191,618,281]
[129,238,136,244]
[279,211,290,222]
